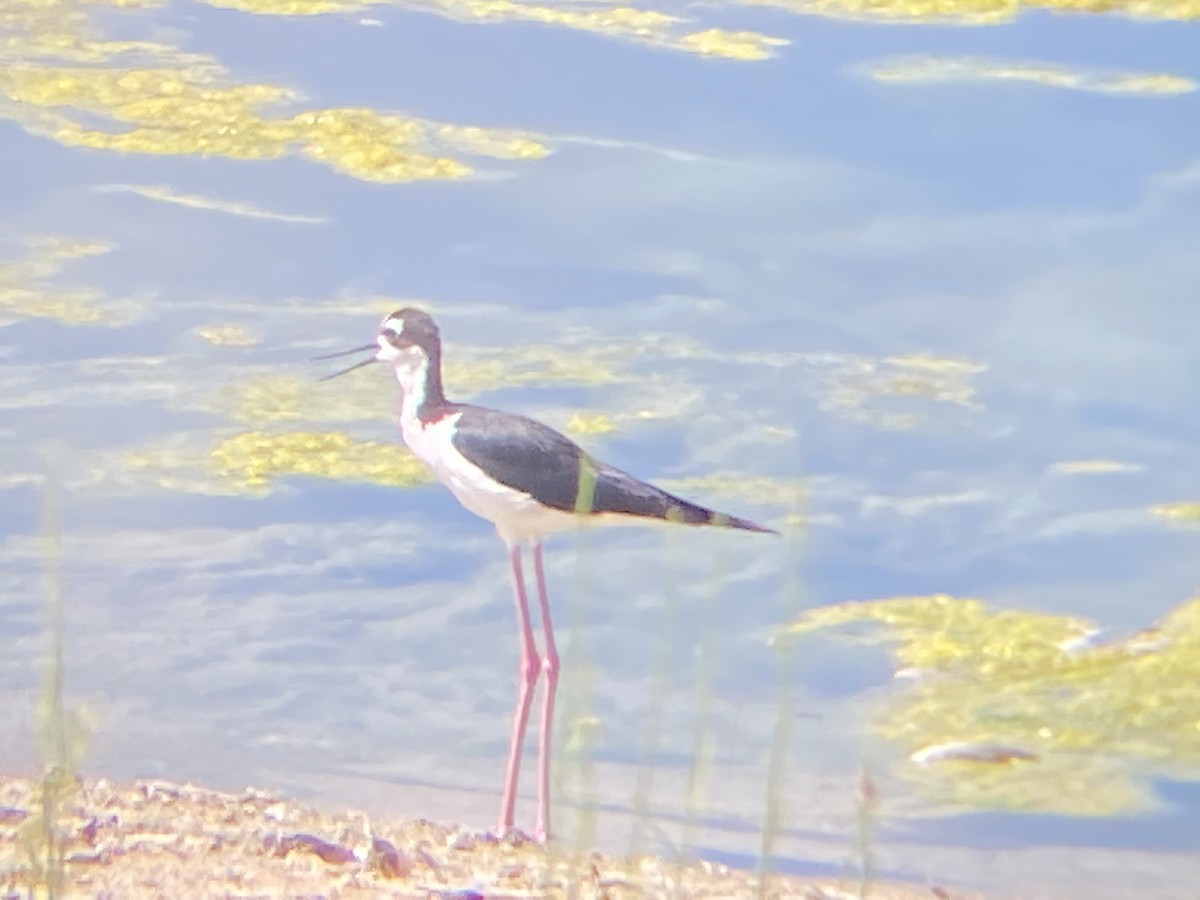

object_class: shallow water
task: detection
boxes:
[2,1,1200,896]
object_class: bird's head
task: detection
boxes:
[315,307,440,383]
[376,307,440,364]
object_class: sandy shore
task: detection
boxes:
[0,772,980,898]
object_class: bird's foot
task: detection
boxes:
[484,825,537,846]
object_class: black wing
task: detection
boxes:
[451,405,775,533]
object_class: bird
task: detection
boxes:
[316,307,777,842]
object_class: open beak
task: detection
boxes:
[312,343,378,381]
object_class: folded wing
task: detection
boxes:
[451,406,775,533]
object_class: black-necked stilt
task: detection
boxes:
[317,308,776,841]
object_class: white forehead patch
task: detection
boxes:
[381,316,405,337]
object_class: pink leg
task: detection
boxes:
[498,545,539,837]
[532,542,560,841]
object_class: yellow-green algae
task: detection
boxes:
[878,354,984,403]
[203,0,1200,32]
[2,64,546,181]
[866,56,1196,95]
[744,0,1200,25]
[0,0,550,183]
[7,0,789,63]
[1050,459,1143,475]
[447,345,626,392]
[0,0,175,68]
[0,237,131,325]
[222,374,392,425]
[782,594,1200,816]
[211,430,433,490]
[122,439,250,496]
[0,0,780,187]
[194,324,259,347]
[202,0,790,61]
[562,412,618,436]
[1152,502,1200,522]
[822,352,985,429]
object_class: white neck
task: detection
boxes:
[388,348,431,423]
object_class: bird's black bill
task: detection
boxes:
[313,343,379,381]
[311,343,377,361]
[318,355,377,381]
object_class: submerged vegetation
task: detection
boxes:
[783,593,1200,816]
